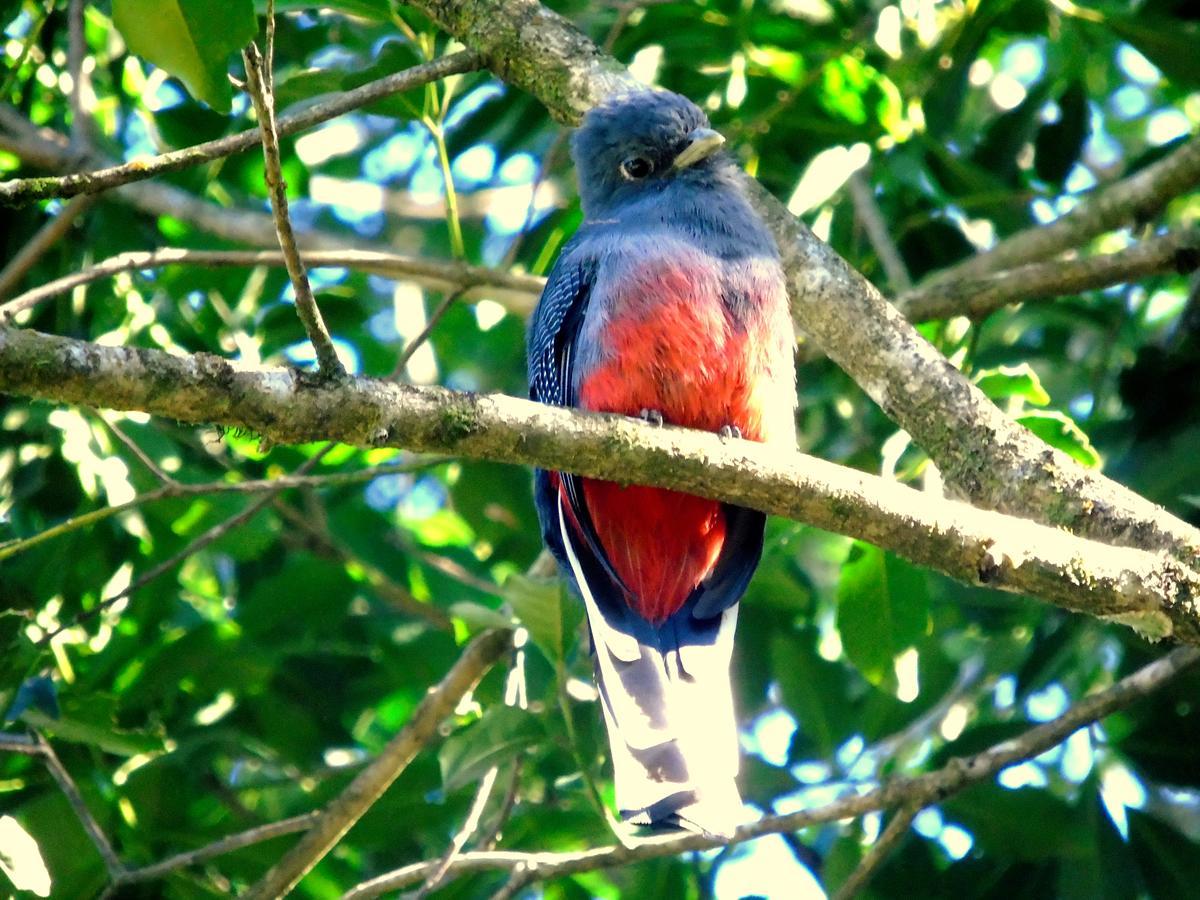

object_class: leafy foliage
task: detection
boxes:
[2,0,1199,898]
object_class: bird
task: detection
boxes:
[526,89,796,838]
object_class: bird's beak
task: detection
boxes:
[672,127,725,170]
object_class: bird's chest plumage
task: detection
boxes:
[568,240,792,623]
[576,246,785,441]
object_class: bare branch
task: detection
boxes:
[319,646,1200,897]
[66,0,92,150]
[0,247,541,321]
[897,226,1200,323]
[0,52,482,206]
[113,813,319,887]
[40,446,333,640]
[0,195,95,301]
[2,327,1198,643]
[0,457,445,564]
[411,764,502,898]
[0,732,40,754]
[91,410,180,486]
[36,733,125,879]
[931,132,1200,282]
[847,170,911,292]
[243,41,344,378]
[391,289,466,379]
[831,804,918,900]
[242,628,514,900]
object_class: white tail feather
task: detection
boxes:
[558,496,744,836]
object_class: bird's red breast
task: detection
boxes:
[572,257,785,622]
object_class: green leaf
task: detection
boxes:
[448,601,513,633]
[438,705,543,793]
[20,693,164,757]
[975,363,1052,407]
[944,784,1091,860]
[112,0,258,113]
[1105,13,1200,87]
[1018,410,1101,467]
[264,0,393,18]
[503,574,580,664]
[835,543,930,691]
[770,629,850,759]
[1127,808,1200,899]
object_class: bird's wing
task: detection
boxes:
[528,253,630,600]
[689,504,766,620]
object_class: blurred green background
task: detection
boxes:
[2,0,1200,896]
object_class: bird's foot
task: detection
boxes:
[638,408,664,427]
[719,424,742,440]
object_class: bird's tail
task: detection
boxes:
[556,497,744,838]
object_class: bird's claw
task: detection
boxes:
[719,424,742,440]
[639,409,664,427]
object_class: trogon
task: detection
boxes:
[527,90,796,837]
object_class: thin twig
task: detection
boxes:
[39,447,333,640]
[847,170,911,292]
[479,758,523,850]
[67,0,91,150]
[487,866,534,900]
[831,804,919,900]
[36,732,125,879]
[0,52,482,205]
[113,812,319,886]
[896,225,1200,322]
[91,410,180,486]
[317,646,1200,898]
[391,289,466,378]
[0,247,541,320]
[242,628,514,900]
[0,732,41,753]
[0,456,442,564]
[269,499,453,630]
[243,36,344,379]
[410,765,502,899]
[929,132,1200,282]
[0,195,95,301]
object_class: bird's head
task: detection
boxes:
[570,90,729,218]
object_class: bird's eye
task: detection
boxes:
[619,156,653,180]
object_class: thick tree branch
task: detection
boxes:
[0,52,482,205]
[340,646,1200,897]
[242,627,513,900]
[404,0,1200,566]
[2,327,1197,643]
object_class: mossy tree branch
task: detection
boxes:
[404,0,1200,566]
[2,325,1197,643]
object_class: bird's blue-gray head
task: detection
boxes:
[570,91,731,218]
